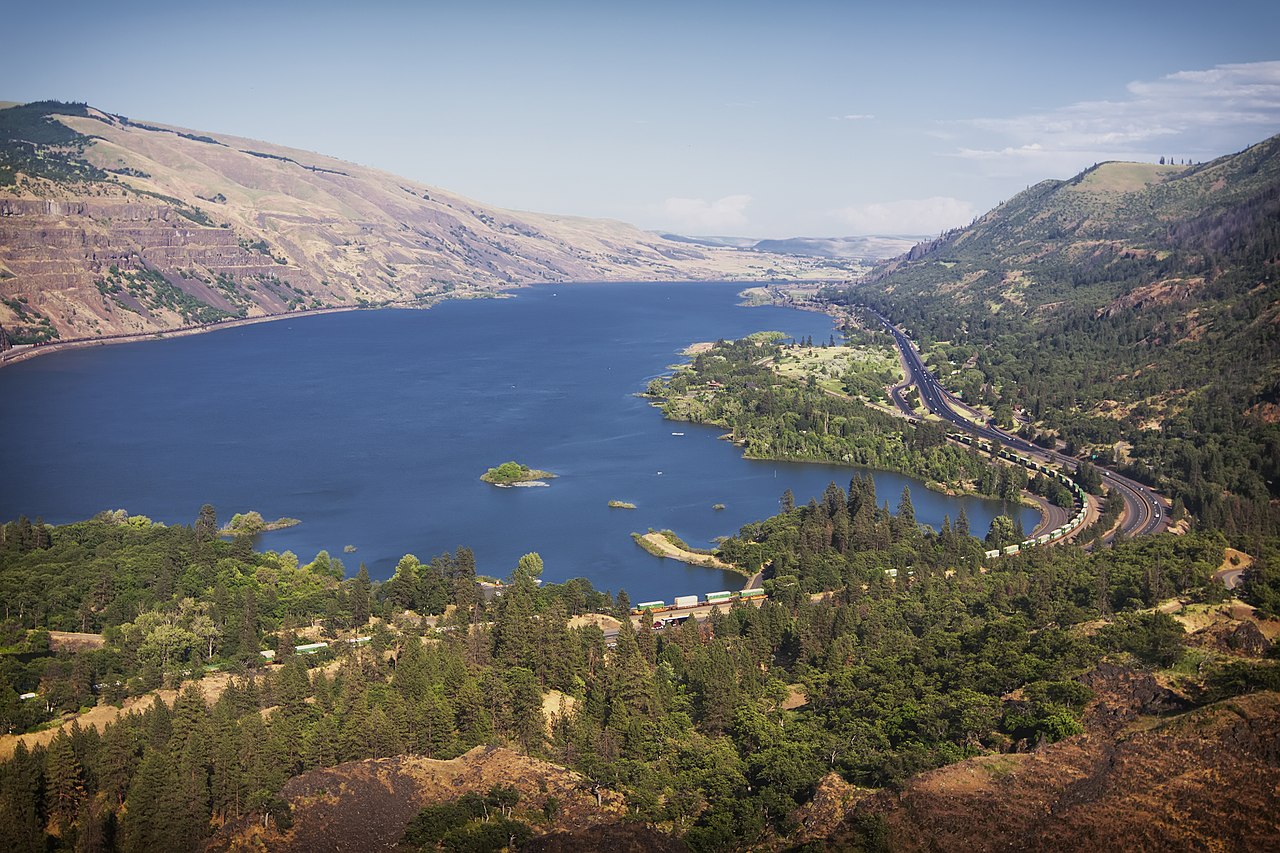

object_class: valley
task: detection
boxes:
[2,88,1279,853]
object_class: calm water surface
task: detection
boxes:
[0,282,1035,601]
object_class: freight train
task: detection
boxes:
[950,431,1092,559]
[632,587,767,620]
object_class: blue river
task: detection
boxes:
[0,282,1035,602]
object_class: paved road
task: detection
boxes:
[870,309,1168,542]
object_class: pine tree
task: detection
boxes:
[238,593,262,667]
[893,486,917,541]
[121,747,180,853]
[44,729,85,829]
[1,742,46,852]
[194,504,218,545]
[350,565,372,626]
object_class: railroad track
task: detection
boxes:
[868,308,1168,542]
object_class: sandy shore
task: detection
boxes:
[635,531,735,571]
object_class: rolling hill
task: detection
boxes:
[835,134,1280,534]
[0,101,831,347]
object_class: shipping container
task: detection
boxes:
[673,594,699,609]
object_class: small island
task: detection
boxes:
[608,500,637,509]
[480,461,557,487]
[219,510,301,536]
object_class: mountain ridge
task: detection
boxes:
[0,101,836,347]
[835,132,1280,533]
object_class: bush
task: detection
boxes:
[1098,612,1185,667]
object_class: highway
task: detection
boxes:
[869,309,1168,542]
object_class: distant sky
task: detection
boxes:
[7,0,1280,236]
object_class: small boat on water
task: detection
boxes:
[671,432,684,436]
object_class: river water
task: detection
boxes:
[0,282,1035,602]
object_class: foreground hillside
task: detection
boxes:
[212,682,1280,851]
[6,500,1280,851]
[822,679,1280,851]
[835,134,1280,536]
[0,101,824,347]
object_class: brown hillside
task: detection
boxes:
[826,688,1280,851]
[210,745,674,852]
[0,104,830,348]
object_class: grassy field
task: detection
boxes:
[770,343,902,398]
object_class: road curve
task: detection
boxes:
[868,309,1168,541]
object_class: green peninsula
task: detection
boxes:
[480,461,557,486]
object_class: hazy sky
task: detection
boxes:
[7,0,1280,236]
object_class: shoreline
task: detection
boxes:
[0,289,522,371]
[0,279,839,371]
[0,305,369,369]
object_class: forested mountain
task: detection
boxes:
[0,101,822,346]
[834,134,1280,539]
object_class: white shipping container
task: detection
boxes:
[674,595,699,609]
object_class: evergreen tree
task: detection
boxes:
[44,729,85,829]
[350,565,372,627]
[893,486,917,541]
[0,742,45,852]
[194,504,218,545]
[121,747,180,853]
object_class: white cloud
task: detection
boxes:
[832,196,976,236]
[661,194,752,231]
[831,113,875,121]
[949,60,1280,174]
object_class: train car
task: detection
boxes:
[1002,544,1020,555]
[1020,539,1036,549]
[705,591,734,605]
[633,600,665,614]
[984,549,1001,559]
[737,588,766,600]
[673,594,699,609]
[1037,534,1051,545]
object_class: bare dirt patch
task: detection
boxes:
[781,684,808,711]
[47,631,105,652]
[542,689,577,727]
[567,613,621,633]
[1170,599,1280,642]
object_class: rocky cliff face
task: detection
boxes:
[0,103,819,345]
